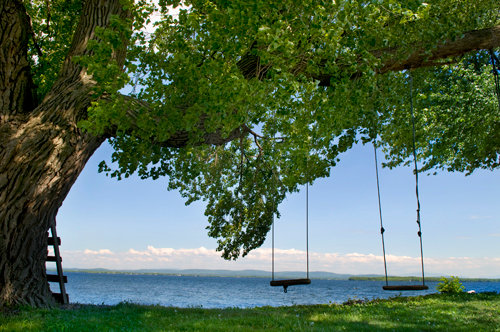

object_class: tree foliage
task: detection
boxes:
[24,0,83,100]
[379,51,500,174]
[24,0,500,259]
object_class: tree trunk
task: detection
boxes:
[0,0,126,306]
[0,0,232,306]
[0,106,104,306]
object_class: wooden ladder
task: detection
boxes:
[46,222,69,304]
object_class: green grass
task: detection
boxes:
[1,293,499,331]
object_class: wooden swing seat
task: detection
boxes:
[383,285,429,291]
[270,278,311,287]
[271,278,311,292]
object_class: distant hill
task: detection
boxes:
[349,276,500,282]
[62,268,352,279]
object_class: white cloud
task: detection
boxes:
[59,246,500,278]
[83,249,114,255]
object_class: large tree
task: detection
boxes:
[1,0,499,306]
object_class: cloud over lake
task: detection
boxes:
[56,246,500,278]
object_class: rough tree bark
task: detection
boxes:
[0,0,499,306]
[0,0,126,306]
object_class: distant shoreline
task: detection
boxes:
[54,268,348,280]
[349,276,500,282]
[61,269,272,279]
[49,268,500,282]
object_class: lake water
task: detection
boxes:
[54,272,500,308]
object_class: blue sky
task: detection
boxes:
[55,140,500,278]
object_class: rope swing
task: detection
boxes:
[374,71,428,291]
[270,183,311,293]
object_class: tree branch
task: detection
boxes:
[317,25,500,85]
[112,95,243,148]
[378,25,500,73]
[0,0,38,118]
[237,25,500,86]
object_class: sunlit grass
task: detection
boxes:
[1,293,499,331]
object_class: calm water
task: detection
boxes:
[53,272,500,308]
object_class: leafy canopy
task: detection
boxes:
[379,51,500,174]
[26,0,499,259]
[24,0,82,100]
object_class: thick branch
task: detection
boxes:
[238,25,500,85]
[379,25,500,73]
[317,25,500,85]
[0,0,37,119]
[315,25,500,85]
[113,96,243,148]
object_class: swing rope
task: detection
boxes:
[272,210,275,281]
[409,72,426,287]
[270,182,311,292]
[306,183,309,280]
[373,140,388,287]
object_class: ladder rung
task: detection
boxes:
[48,237,61,245]
[46,255,60,262]
[47,274,67,283]
[52,292,69,304]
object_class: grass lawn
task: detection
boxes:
[1,293,499,331]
